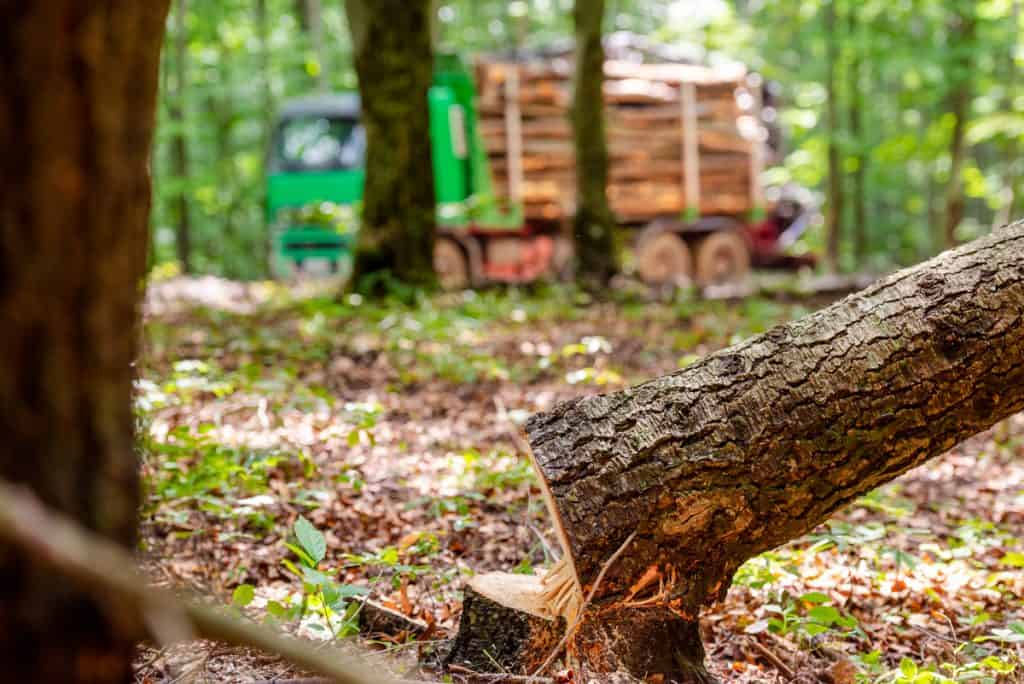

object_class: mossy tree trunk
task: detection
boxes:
[0,2,169,682]
[572,0,618,287]
[345,0,437,294]
[453,220,1024,682]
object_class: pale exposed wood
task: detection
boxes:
[505,68,524,204]
[474,56,767,223]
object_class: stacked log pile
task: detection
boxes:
[474,57,768,224]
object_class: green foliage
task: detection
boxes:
[154,0,1024,278]
[275,517,369,638]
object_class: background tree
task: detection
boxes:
[572,0,619,286]
[170,0,192,273]
[823,0,843,271]
[941,0,976,249]
[345,0,437,293]
[146,0,1024,279]
[0,1,170,681]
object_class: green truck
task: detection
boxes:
[266,52,809,287]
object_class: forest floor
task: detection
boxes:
[134,276,1024,684]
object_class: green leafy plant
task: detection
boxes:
[274,516,368,638]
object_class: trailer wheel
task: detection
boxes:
[434,237,470,290]
[694,230,751,285]
[636,231,692,285]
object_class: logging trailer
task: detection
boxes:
[266,51,812,288]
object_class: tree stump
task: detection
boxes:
[448,220,1024,682]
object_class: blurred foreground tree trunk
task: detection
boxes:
[942,3,976,249]
[0,1,169,681]
[824,0,844,271]
[171,0,192,272]
[572,0,618,286]
[345,0,437,294]
[448,220,1024,682]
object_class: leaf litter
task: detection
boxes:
[135,277,1023,683]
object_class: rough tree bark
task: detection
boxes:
[450,220,1024,682]
[0,2,169,682]
[345,0,437,294]
[572,0,619,287]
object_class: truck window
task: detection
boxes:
[274,116,365,172]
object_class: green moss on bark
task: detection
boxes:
[345,0,437,295]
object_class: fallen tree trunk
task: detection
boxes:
[452,220,1024,682]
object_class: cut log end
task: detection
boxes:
[443,579,562,675]
[446,575,716,683]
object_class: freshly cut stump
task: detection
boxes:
[446,221,1024,682]
[444,574,562,674]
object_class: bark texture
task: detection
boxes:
[345,0,437,294]
[530,220,1024,611]
[452,220,1024,681]
[0,1,169,682]
[571,0,619,286]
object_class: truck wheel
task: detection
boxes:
[694,231,751,285]
[637,231,692,285]
[434,237,470,290]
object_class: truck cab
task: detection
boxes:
[266,93,364,275]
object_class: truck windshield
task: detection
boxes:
[274,116,365,172]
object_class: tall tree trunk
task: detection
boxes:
[847,3,867,266]
[345,0,437,293]
[824,0,844,271]
[995,0,1020,229]
[450,220,1024,682]
[255,0,273,277]
[572,0,618,287]
[0,2,170,682]
[942,5,976,249]
[171,0,192,272]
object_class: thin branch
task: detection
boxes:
[530,530,638,677]
[0,480,381,684]
[748,638,795,680]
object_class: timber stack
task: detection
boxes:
[474,55,771,223]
